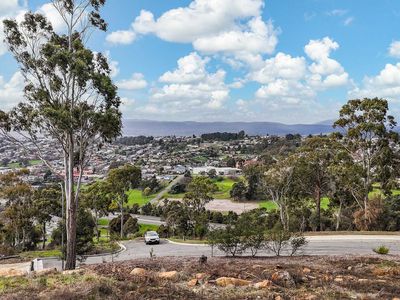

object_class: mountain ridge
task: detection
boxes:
[122,119,336,136]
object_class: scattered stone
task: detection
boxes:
[358,278,368,283]
[130,268,147,277]
[252,264,265,270]
[275,296,283,300]
[188,278,198,287]
[158,271,178,280]
[303,267,311,274]
[271,271,295,288]
[254,280,272,289]
[347,266,353,271]
[215,277,252,287]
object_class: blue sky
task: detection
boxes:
[1,0,400,124]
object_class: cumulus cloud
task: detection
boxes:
[106,30,136,45]
[251,52,307,84]
[250,37,348,106]
[139,52,230,115]
[389,41,400,58]
[0,72,25,111]
[37,2,65,32]
[109,0,277,66]
[133,0,264,43]
[117,73,147,90]
[349,63,400,100]
[305,37,349,89]
[0,1,27,56]
[193,17,278,55]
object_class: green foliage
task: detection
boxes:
[109,214,139,238]
[373,245,390,255]
[230,181,247,201]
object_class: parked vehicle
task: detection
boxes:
[144,231,160,245]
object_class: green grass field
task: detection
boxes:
[126,189,157,207]
[7,159,42,169]
[259,200,278,210]
[212,177,237,199]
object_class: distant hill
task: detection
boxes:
[122,119,336,137]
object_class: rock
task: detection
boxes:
[195,273,207,280]
[275,296,283,300]
[35,268,58,276]
[271,271,295,288]
[347,266,353,271]
[358,278,368,283]
[62,269,85,275]
[303,267,311,274]
[254,280,272,289]
[215,277,252,287]
[252,264,265,269]
[0,268,27,277]
[334,277,343,282]
[158,271,178,280]
[130,268,147,277]
[188,278,198,287]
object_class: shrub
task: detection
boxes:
[373,245,390,255]
[142,187,152,196]
[109,214,139,238]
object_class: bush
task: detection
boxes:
[129,203,140,214]
[142,187,152,196]
[208,226,244,257]
[373,245,390,255]
[109,214,139,238]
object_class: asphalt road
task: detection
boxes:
[41,235,400,270]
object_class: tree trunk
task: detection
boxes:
[65,145,77,270]
[336,202,342,231]
[315,187,321,231]
[120,202,124,239]
[42,223,46,250]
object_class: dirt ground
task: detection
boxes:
[169,198,259,213]
[1,255,400,299]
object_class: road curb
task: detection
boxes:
[166,239,209,247]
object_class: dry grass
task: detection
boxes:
[0,255,400,299]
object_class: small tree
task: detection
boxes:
[1,0,122,269]
[230,181,248,201]
[107,165,141,238]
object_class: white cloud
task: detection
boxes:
[37,3,65,32]
[250,37,349,106]
[0,72,25,111]
[251,52,306,84]
[160,52,209,83]
[110,0,278,66]
[255,79,315,105]
[193,17,278,55]
[343,17,354,26]
[133,0,264,43]
[305,37,349,89]
[106,30,136,45]
[389,41,400,58]
[117,73,147,90]
[350,63,400,100]
[146,52,230,113]
[0,0,22,15]
[0,1,27,56]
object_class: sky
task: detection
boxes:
[1,0,400,124]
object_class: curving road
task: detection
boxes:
[41,235,400,270]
